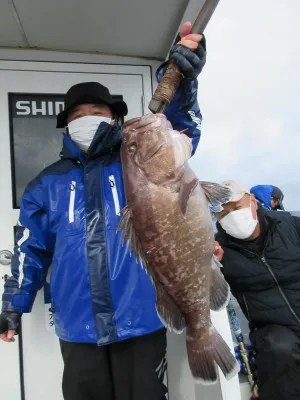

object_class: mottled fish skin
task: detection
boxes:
[120,113,239,383]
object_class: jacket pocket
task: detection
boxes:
[109,175,120,216]
[68,181,76,223]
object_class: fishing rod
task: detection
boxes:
[227,298,259,399]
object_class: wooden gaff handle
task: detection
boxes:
[148,0,221,114]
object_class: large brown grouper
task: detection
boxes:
[118,113,239,384]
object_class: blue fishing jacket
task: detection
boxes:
[2,78,202,344]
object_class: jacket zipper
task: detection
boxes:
[69,181,76,223]
[240,221,300,327]
[109,175,120,216]
[242,294,251,322]
[261,255,300,325]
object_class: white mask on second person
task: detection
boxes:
[219,197,258,240]
[68,115,112,152]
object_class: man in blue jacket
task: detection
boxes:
[0,22,206,400]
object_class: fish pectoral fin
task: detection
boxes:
[210,256,230,311]
[117,205,147,265]
[179,178,199,215]
[156,283,186,333]
[199,181,233,213]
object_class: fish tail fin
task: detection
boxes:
[186,326,239,384]
[210,256,231,311]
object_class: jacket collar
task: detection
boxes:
[61,122,122,164]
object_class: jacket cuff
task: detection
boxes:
[156,61,169,83]
[2,300,23,313]
[2,289,36,313]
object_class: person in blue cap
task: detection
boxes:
[250,185,285,211]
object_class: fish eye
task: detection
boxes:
[129,142,137,152]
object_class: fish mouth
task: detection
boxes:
[123,117,141,131]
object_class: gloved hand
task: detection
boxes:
[0,312,22,342]
[170,21,206,80]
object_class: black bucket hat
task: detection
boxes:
[56,82,128,128]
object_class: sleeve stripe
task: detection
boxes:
[17,225,30,288]
[188,110,202,131]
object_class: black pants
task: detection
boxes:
[251,325,300,400]
[59,328,168,400]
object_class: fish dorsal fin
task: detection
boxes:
[179,178,199,216]
[156,283,186,333]
[117,205,148,266]
[200,181,233,212]
[117,206,186,332]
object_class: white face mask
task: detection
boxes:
[68,115,112,152]
[219,197,258,240]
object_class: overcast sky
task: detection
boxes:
[190,0,300,211]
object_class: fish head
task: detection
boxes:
[122,113,192,184]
